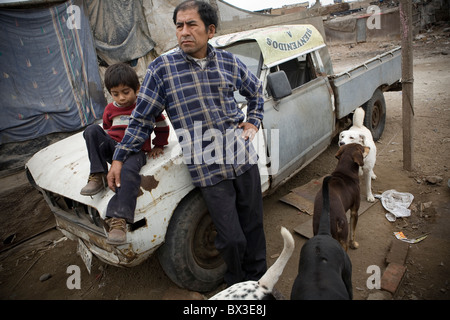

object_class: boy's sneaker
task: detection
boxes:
[80,173,106,196]
[106,218,127,245]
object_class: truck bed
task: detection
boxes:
[329,46,402,119]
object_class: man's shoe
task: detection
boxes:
[106,218,127,245]
[80,173,106,196]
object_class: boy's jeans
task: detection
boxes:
[83,124,146,223]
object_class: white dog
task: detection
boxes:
[339,107,377,202]
[209,227,294,300]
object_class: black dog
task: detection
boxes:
[290,176,353,300]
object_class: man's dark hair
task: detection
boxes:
[173,0,218,30]
[104,63,140,94]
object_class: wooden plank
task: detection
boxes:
[400,0,415,171]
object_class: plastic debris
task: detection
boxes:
[394,231,429,244]
[376,190,414,222]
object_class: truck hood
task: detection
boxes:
[25,124,193,219]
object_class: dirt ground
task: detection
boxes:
[0,26,449,302]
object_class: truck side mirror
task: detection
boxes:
[267,71,292,100]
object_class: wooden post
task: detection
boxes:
[400,0,414,171]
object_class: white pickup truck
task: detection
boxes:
[26,24,401,292]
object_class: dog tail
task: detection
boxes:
[352,107,365,128]
[258,227,294,291]
[318,176,332,236]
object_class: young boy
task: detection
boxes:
[81,63,170,244]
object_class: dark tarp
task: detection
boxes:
[0,0,106,144]
[85,0,155,65]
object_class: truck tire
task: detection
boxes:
[362,88,386,141]
[157,189,226,292]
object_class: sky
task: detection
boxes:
[222,0,336,11]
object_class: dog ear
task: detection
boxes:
[359,134,366,145]
[353,148,365,166]
[363,146,370,158]
[335,146,344,159]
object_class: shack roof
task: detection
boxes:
[210,24,326,67]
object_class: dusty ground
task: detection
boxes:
[0,26,449,301]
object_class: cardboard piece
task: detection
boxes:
[281,176,379,239]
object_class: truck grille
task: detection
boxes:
[45,190,104,229]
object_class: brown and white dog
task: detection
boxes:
[313,143,369,250]
[339,107,377,202]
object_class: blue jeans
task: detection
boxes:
[83,124,146,223]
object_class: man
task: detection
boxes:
[107,0,266,286]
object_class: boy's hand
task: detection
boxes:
[238,122,258,141]
[148,146,164,159]
[107,160,123,192]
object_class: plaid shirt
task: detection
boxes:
[113,44,264,187]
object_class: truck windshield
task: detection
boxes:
[224,41,262,104]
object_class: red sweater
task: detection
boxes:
[102,102,169,152]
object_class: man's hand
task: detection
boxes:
[107,160,123,192]
[238,122,258,141]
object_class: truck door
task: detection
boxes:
[263,52,335,188]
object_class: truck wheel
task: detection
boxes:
[157,189,226,292]
[362,88,386,141]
